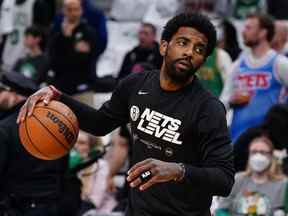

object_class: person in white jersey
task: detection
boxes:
[220,13,288,145]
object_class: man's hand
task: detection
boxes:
[16,86,61,123]
[229,90,251,107]
[126,158,183,191]
[62,21,77,37]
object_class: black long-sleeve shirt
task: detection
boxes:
[49,20,98,95]
[0,103,66,201]
[61,70,235,216]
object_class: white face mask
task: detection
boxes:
[249,153,271,173]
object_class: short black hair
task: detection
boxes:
[246,13,275,42]
[161,13,217,57]
[25,25,47,50]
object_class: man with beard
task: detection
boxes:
[220,13,288,143]
[117,23,162,80]
[17,13,234,216]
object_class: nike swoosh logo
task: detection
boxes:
[138,91,149,95]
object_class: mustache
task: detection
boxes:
[172,58,193,68]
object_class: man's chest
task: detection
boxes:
[127,91,200,162]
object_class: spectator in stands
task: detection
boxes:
[177,0,231,18]
[218,19,242,61]
[13,25,49,85]
[220,13,288,143]
[0,72,66,216]
[196,47,232,97]
[69,130,99,169]
[105,126,131,212]
[271,20,288,56]
[53,0,107,62]
[233,103,288,172]
[117,23,162,80]
[70,130,117,215]
[216,136,288,216]
[231,0,266,20]
[1,0,56,72]
[48,0,98,106]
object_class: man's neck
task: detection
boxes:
[64,18,81,28]
[139,42,155,50]
[251,41,271,58]
[159,66,193,91]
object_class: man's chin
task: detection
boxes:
[169,70,194,84]
[244,41,258,48]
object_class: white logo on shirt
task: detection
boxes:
[138,90,149,95]
[136,107,182,145]
[130,105,140,121]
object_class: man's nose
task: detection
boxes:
[184,46,193,57]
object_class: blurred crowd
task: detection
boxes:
[0,0,288,215]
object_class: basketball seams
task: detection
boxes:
[34,106,78,136]
[24,119,50,159]
[32,114,70,151]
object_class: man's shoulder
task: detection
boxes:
[121,70,156,83]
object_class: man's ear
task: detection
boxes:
[160,40,168,56]
[260,29,267,41]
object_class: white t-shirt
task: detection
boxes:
[2,0,36,72]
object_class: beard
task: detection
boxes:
[243,38,260,48]
[165,57,199,84]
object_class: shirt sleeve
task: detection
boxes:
[219,60,240,109]
[274,55,288,86]
[60,73,143,136]
[217,48,233,83]
[184,98,235,197]
[217,173,244,211]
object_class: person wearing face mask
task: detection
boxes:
[216,136,288,216]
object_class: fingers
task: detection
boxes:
[129,168,158,191]
[17,95,39,123]
[43,94,52,105]
[17,100,29,123]
[27,95,42,116]
[139,175,158,191]
[17,87,55,123]
[127,160,154,182]
[127,158,152,176]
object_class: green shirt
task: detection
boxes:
[234,0,262,19]
[197,49,223,97]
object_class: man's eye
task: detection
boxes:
[177,41,186,46]
[194,46,206,55]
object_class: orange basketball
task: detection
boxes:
[19,100,79,160]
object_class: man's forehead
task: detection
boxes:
[246,17,259,26]
[173,27,208,43]
[64,0,81,7]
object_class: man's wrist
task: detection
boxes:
[174,163,185,182]
[48,85,62,100]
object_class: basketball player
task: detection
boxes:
[0,72,66,215]
[18,13,235,216]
